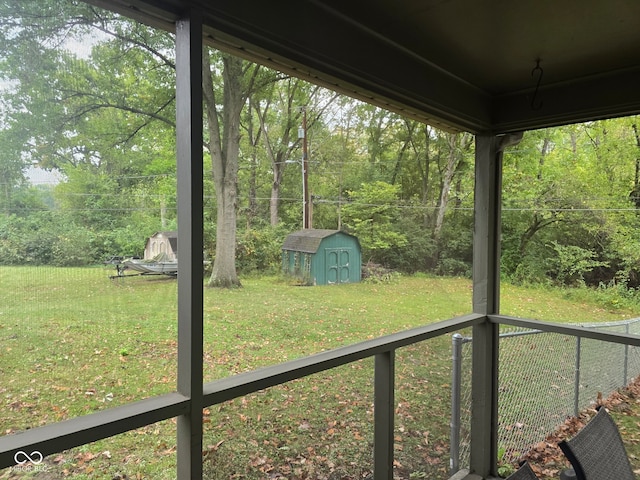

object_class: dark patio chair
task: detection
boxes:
[558,407,635,480]
[505,462,539,480]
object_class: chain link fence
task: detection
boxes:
[450,318,640,473]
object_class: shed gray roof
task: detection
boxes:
[282,229,352,254]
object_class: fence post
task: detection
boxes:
[450,334,463,474]
[573,336,581,417]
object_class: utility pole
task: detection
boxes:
[299,106,311,229]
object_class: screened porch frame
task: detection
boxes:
[1,8,640,480]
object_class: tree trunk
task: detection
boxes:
[202,51,243,288]
[433,132,473,241]
[518,213,561,256]
[433,133,467,242]
[160,199,167,229]
[246,101,261,227]
[418,124,432,227]
[631,124,640,208]
[247,146,258,228]
[210,176,240,287]
[270,166,283,226]
[538,137,550,180]
[254,94,289,226]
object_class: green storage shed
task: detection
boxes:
[282,229,361,285]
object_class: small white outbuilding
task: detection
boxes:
[144,231,178,261]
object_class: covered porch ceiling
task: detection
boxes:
[91,0,640,134]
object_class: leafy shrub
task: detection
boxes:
[0,211,121,266]
[0,215,26,264]
[342,181,407,263]
[236,225,289,274]
[547,242,608,286]
[557,280,640,311]
[51,227,96,266]
[436,257,471,277]
[99,222,159,260]
[382,216,438,273]
[361,261,400,283]
[435,215,473,277]
[508,256,552,286]
[0,212,59,265]
[594,280,639,310]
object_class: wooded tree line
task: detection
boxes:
[1,1,640,290]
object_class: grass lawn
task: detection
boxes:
[0,266,638,479]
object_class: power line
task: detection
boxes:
[7,200,640,215]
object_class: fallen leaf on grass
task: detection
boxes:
[160,446,176,455]
[74,452,97,465]
[298,421,311,431]
[424,456,442,466]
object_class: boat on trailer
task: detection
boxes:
[110,252,178,278]
[124,257,178,275]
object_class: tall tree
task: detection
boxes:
[0,2,264,284]
[0,2,178,247]
[253,79,338,226]
[254,77,303,226]
[433,132,472,242]
[202,51,260,287]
